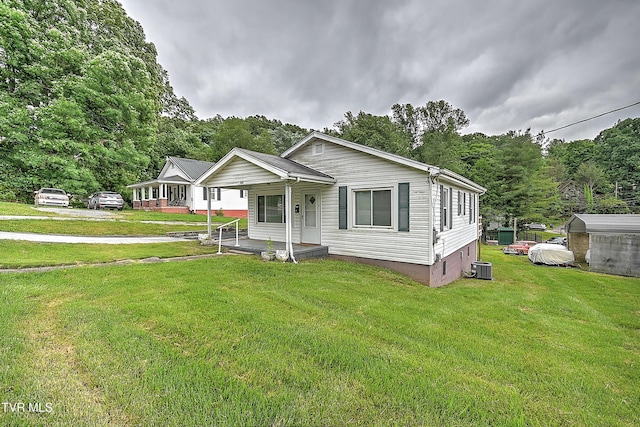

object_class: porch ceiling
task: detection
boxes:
[127,175,191,189]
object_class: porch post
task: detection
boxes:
[285,182,296,263]
[207,187,212,239]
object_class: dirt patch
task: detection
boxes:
[35,207,120,219]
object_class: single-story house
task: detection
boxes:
[127,156,248,217]
[566,213,640,278]
[195,132,486,287]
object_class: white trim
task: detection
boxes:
[352,186,395,230]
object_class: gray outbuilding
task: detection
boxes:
[566,214,640,278]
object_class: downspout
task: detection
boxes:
[207,186,212,239]
[285,182,297,263]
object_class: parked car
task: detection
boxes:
[34,188,70,207]
[526,223,547,231]
[87,191,124,210]
[545,236,567,246]
[503,240,538,255]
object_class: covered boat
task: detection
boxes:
[528,243,575,266]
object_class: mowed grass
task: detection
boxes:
[0,202,247,235]
[0,201,64,216]
[0,219,207,236]
[1,246,638,426]
[0,240,220,269]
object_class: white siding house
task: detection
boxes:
[127,157,248,217]
[196,132,485,286]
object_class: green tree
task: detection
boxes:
[333,111,411,157]
[594,118,640,212]
[391,100,469,172]
[0,0,166,201]
[493,131,558,224]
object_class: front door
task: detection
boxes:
[301,193,321,244]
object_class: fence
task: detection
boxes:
[483,230,544,244]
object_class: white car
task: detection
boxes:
[34,188,70,207]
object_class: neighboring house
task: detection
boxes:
[566,213,640,278]
[127,156,248,217]
[195,132,486,286]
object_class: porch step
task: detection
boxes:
[219,238,328,261]
[227,249,255,255]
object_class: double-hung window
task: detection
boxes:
[204,187,221,201]
[440,185,452,231]
[257,194,285,223]
[354,189,392,227]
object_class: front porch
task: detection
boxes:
[128,176,192,213]
[219,236,328,261]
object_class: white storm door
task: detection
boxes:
[301,193,321,244]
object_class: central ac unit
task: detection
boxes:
[472,261,493,280]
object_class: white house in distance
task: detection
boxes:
[127,156,248,217]
[195,132,486,287]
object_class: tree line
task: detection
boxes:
[1,0,638,226]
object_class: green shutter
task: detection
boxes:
[449,189,453,229]
[439,185,444,231]
[398,183,410,232]
[339,186,347,229]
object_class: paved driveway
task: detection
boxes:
[35,207,119,218]
[0,208,194,244]
[0,231,190,244]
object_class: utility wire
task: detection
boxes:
[543,100,640,134]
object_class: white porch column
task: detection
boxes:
[207,187,212,239]
[285,182,296,263]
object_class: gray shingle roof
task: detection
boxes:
[168,157,216,181]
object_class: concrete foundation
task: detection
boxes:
[330,240,478,287]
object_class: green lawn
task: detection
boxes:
[0,201,64,216]
[1,246,638,426]
[0,219,208,236]
[0,201,236,223]
[0,202,246,235]
[0,240,220,269]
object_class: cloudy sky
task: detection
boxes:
[119,0,640,141]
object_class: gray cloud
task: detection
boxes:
[119,0,640,140]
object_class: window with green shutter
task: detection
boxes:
[339,186,347,229]
[398,183,410,232]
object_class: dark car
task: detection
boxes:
[545,236,567,246]
[87,191,124,210]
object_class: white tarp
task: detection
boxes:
[528,243,575,265]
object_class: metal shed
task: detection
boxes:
[566,214,640,278]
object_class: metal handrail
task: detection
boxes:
[217,218,241,254]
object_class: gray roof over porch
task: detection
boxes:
[195,148,336,187]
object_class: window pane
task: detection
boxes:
[373,190,391,226]
[304,194,317,227]
[266,195,283,223]
[355,191,371,225]
[258,196,265,222]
